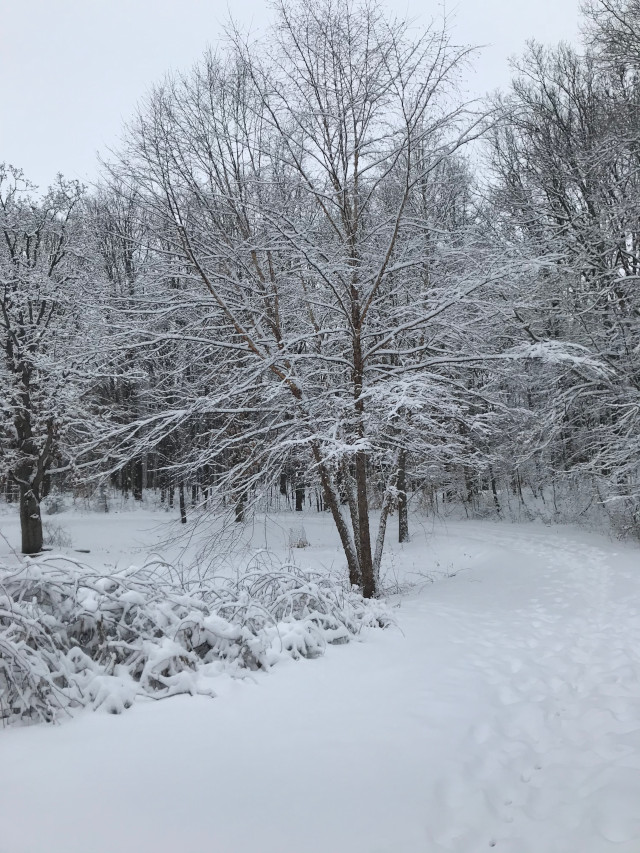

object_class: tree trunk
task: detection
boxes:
[397,448,409,543]
[13,415,52,556]
[372,450,403,586]
[99,482,109,513]
[20,486,43,554]
[311,442,361,589]
[355,449,375,598]
[179,482,187,524]
[122,462,130,498]
[235,491,246,523]
[344,466,363,569]
[372,488,394,587]
[352,324,375,597]
[489,466,501,514]
[132,460,144,501]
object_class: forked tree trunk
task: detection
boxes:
[312,442,361,590]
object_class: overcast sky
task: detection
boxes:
[0,0,581,191]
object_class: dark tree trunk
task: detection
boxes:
[279,471,288,496]
[13,414,53,556]
[464,466,476,507]
[352,326,375,598]
[235,492,246,524]
[355,449,375,598]
[132,460,144,501]
[295,480,305,512]
[99,483,109,513]
[147,458,156,490]
[121,462,130,498]
[20,486,43,554]
[179,482,187,524]
[489,466,501,514]
[397,448,409,543]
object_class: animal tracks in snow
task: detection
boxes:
[423,524,640,853]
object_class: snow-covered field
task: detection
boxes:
[1,507,640,852]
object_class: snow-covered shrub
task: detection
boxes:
[42,488,68,515]
[42,522,73,549]
[0,558,392,727]
[288,525,309,548]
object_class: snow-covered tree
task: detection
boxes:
[0,166,87,553]
[488,36,640,531]
[90,0,510,597]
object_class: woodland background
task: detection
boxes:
[2,0,639,599]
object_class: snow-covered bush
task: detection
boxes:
[0,557,392,726]
[288,525,310,549]
[42,522,73,549]
[42,488,68,516]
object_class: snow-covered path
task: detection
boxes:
[415,526,640,851]
[2,522,640,853]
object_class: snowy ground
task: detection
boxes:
[1,506,640,852]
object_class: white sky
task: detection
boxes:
[0,0,581,191]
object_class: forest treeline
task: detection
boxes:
[1,0,639,596]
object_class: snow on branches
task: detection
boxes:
[0,557,392,726]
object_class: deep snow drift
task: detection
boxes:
[1,508,640,852]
